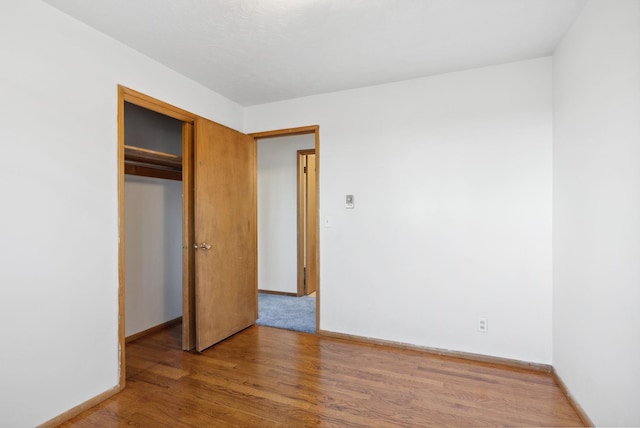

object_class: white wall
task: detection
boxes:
[552,1,640,426]
[246,57,553,364]
[0,1,242,427]
[258,135,315,294]
[125,177,182,336]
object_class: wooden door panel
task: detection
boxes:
[182,122,196,350]
[306,154,318,295]
[194,118,257,352]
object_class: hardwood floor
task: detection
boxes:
[59,324,585,427]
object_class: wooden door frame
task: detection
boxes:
[250,126,320,332]
[117,85,197,388]
[296,149,316,296]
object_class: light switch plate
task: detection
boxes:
[346,195,354,209]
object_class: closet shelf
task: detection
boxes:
[124,145,182,170]
[124,145,182,181]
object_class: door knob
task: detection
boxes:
[200,243,212,250]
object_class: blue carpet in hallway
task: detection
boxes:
[256,293,316,333]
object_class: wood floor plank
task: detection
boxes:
[58,324,585,427]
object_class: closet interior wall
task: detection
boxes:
[124,102,183,337]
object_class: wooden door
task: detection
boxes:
[305,154,318,295]
[194,117,257,352]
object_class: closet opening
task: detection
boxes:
[119,85,263,385]
[123,102,184,346]
[118,86,198,388]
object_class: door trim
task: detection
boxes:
[117,85,197,388]
[297,149,316,296]
[250,125,318,139]
[250,126,320,332]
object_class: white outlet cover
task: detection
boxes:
[477,318,488,332]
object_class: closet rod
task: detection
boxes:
[124,145,182,170]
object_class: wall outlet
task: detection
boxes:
[477,317,488,333]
